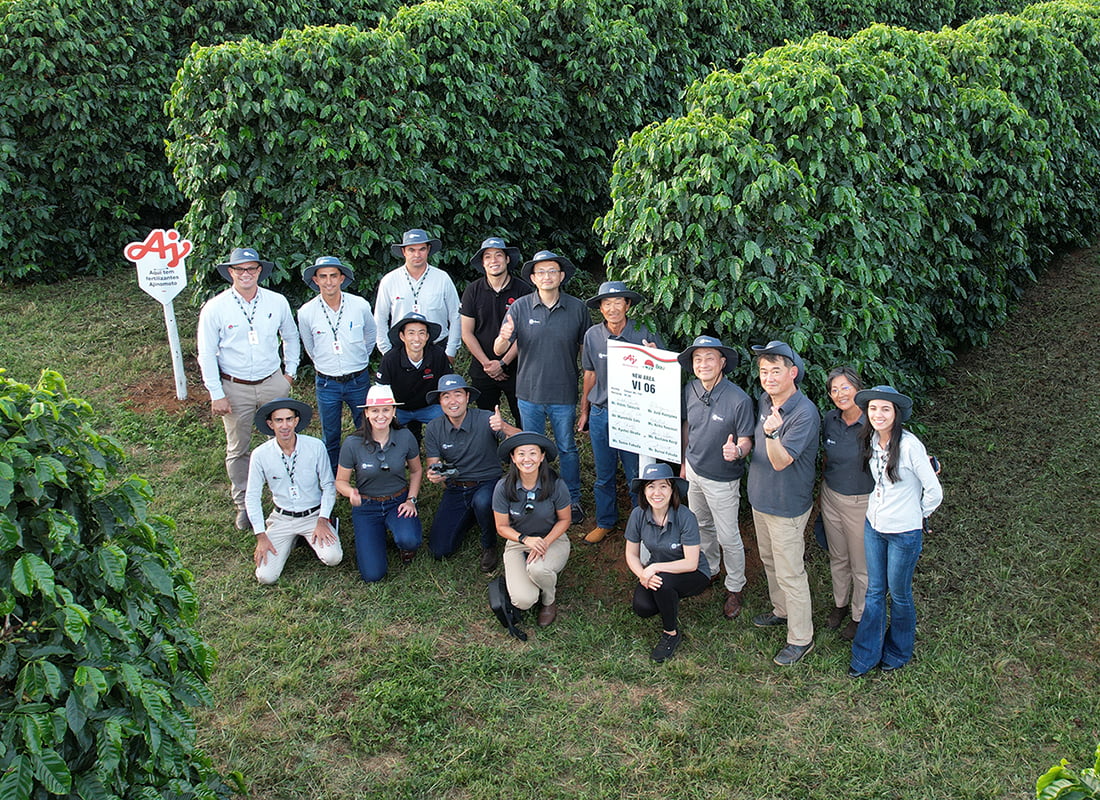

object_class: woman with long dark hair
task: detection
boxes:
[625,462,710,662]
[820,366,874,640]
[335,385,422,582]
[493,433,572,627]
[848,386,942,677]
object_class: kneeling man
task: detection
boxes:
[246,398,343,584]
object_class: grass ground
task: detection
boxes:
[1,247,1097,799]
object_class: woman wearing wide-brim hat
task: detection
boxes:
[492,432,572,628]
[847,386,943,678]
[624,463,711,662]
[334,385,423,582]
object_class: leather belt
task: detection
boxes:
[221,370,279,386]
[449,480,480,488]
[274,505,321,518]
[365,490,407,502]
[317,367,369,383]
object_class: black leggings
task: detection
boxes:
[632,569,710,631]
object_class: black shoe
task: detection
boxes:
[880,662,904,673]
[826,604,849,629]
[752,611,788,628]
[570,504,585,525]
[847,666,870,679]
[840,619,859,641]
[479,547,497,573]
[773,641,814,666]
[651,631,682,662]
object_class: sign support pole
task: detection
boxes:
[163,300,188,400]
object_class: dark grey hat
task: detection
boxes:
[751,340,806,385]
[391,228,442,259]
[254,398,312,436]
[629,461,689,497]
[854,385,914,422]
[520,249,575,283]
[216,247,275,283]
[497,431,558,462]
[677,335,739,373]
[586,280,645,309]
[470,237,521,271]
[427,373,482,403]
[301,255,354,289]
[387,312,443,349]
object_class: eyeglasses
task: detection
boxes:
[829,384,854,395]
[228,265,262,273]
[532,269,560,277]
[522,490,536,514]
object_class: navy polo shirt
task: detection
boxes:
[682,378,756,482]
[492,477,571,536]
[337,428,419,497]
[624,504,710,575]
[822,408,875,496]
[423,407,504,482]
[746,390,821,517]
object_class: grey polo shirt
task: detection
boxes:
[682,378,755,482]
[624,504,711,576]
[822,408,875,496]
[492,477,571,536]
[746,390,821,517]
[337,428,419,498]
[582,319,664,407]
[505,292,589,405]
[423,408,504,483]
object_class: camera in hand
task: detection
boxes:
[429,461,458,477]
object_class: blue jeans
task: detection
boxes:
[517,399,580,505]
[850,521,923,672]
[397,405,444,443]
[350,491,422,583]
[589,404,638,527]
[428,479,497,558]
[315,371,370,473]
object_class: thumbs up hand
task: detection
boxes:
[489,405,504,431]
[722,433,742,461]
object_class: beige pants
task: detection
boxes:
[221,372,291,508]
[752,509,814,646]
[503,536,571,610]
[255,511,343,585]
[819,483,869,621]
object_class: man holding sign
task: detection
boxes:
[577,281,663,544]
[678,336,754,620]
[198,247,300,530]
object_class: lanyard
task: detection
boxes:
[280,449,298,486]
[404,270,427,312]
[321,299,344,342]
[233,291,259,330]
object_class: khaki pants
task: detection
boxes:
[819,483,869,621]
[752,509,814,646]
[503,536,571,610]
[686,463,745,592]
[221,372,291,508]
[255,512,343,585]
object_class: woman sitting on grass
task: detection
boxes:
[493,432,572,628]
[848,386,943,678]
[625,462,710,663]
[335,385,423,582]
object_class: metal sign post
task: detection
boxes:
[124,229,192,400]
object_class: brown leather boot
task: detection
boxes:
[537,602,558,627]
[722,591,743,620]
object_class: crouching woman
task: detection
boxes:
[848,386,943,677]
[625,462,711,662]
[493,433,572,628]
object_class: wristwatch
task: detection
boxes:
[765,428,780,440]
[407,496,418,506]
[518,533,528,544]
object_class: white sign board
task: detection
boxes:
[125,229,190,304]
[606,340,682,463]
[124,229,192,400]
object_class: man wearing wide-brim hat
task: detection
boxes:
[245,398,342,584]
[297,255,377,473]
[423,374,520,572]
[373,228,462,360]
[493,249,590,524]
[746,340,821,666]
[578,281,665,544]
[377,312,450,443]
[677,334,755,620]
[197,246,300,531]
[460,236,533,426]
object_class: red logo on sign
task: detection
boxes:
[125,229,191,268]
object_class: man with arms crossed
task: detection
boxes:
[677,335,754,618]
[197,247,299,530]
[747,340,820,666]
[297,255,376,473]
[246,398,342,584]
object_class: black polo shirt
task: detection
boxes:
[822,408,875,495]
[378,342,451,410]
[460,274,533,381]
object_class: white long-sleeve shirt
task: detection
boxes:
[866,430,943,533]
[297,292,376,377]
[245,435,335,534]
[373,265,461,357]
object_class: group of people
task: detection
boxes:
[196,230,943,675]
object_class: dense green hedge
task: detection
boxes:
[597,0,1100,394]
[0,0,1025,283]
